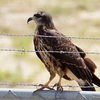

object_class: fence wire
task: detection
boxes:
[1,33,100,40]
[0,49,100,55]
[1,33,100,54]
[0,83,99,89]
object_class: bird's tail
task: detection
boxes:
[84,57,100,88]
[78,81,95,91]
[78,73,100,91]
[92,74,100,87]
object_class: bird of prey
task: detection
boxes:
[27,11,100,91]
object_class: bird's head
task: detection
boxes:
[27,11,56,29]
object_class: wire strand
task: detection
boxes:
[0,33,100,40]
[0,83,99,89]
[0,48,100,55]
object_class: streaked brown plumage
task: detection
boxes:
[27,11,100,91]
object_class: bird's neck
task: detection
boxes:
[35,24,57,35]
[46,22,57,30]
[37,23,57,31]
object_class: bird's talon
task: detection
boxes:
[57,86,63,91]
[35,84,54,92]
[53,83,63,91]
[53,83,57,88]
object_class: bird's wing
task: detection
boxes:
[42,29,92,81]
[75,46,86,58]
[75,46,97,73]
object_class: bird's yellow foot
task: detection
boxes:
[35,84,54,92]
[53,83,63,91]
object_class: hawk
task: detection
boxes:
[27,11,100,91]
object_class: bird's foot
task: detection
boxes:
[34,84,54,92]
[53,83,63,91]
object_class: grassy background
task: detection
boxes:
[0,0,100,90]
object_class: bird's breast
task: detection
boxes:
[34,37,65,76]
[34,37,55,71]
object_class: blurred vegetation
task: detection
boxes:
[0,0,100,90]
[0,66,23,84]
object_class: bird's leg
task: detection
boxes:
[53,77,63,91]
[35,72,56,92]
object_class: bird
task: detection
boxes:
[27,11,100,91]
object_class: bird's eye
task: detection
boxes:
[34,14,41,18]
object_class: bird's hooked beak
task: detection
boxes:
[27,17,33,24]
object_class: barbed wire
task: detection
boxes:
[0,33,100,40]
[0,48,100,55]
[0,83,99,89]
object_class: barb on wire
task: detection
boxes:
[21,47,26,54]
[0,48,100,55]
[0,33,100,40]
